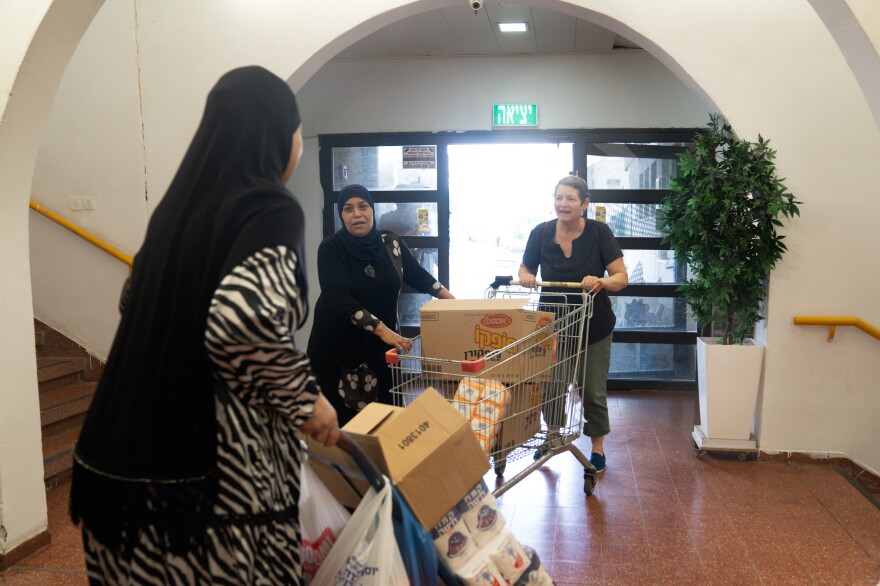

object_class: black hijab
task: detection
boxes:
[336,183,385,263]
[71,66,305,548]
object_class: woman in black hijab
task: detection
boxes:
[70,66,338,584]
[307,184,455,425]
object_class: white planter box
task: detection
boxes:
[694,337,764,447]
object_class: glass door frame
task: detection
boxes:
[573,130,704,390]
[319,128,703,389]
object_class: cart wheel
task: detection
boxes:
[494,459,507,476]
[693,445,707,459]
[583,472,596,495]
[737,452,749,461]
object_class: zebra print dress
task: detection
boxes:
[82,246,318,585]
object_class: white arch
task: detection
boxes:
[808,0,880,131]
[0,0,104,556]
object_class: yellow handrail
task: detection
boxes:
[793,316,880,342]
[29,199,133,268]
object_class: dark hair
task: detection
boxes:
[555,175,590,203]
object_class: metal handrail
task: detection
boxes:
[29,199,133,269]
[793,316,880,342]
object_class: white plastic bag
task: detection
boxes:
[300,459,352,584]
[311,476,409,585]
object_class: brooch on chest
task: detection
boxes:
[365,264,376,278]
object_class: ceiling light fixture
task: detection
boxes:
[497,22,528,33]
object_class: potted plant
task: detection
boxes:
[661,114,801,449]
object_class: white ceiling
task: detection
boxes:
[332,3,640,60]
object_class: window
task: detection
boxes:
[320,129,701,389]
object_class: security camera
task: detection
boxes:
[470,0,483,14]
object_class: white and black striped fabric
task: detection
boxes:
[83,246,317,585]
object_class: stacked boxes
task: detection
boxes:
[452,378,510,453]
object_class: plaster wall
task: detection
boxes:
[30,0,146,356]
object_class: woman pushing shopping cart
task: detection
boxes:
[385,277,600,496]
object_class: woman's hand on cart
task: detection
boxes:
[375,322,412,352]
[519,273,537,289]
[301,394,340,447]
[580,275,603,292]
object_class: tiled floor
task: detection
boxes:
[3,391,879,585]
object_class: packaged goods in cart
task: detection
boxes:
[514,546,555,585]
[420,298,556,383]
[454,379,510,453]
[488,532,530,583]
[458,557,508,586]
[458,479,506,546]
[449,529,532,585]
[431,507,479,571]
[494,383,543,456]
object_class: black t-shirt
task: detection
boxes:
[522,219,623,344]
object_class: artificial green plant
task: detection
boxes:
[661,114,801,345]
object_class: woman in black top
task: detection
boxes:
[519,175,628,473]
[308,184,455,425]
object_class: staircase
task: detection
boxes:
[34,320,102,489]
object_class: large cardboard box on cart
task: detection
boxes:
[307,388,489,531]
[419,298,556,384]
[494,383,544,456]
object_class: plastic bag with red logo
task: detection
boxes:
[311,476,409,585]
[299,458,352,584]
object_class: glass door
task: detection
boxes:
[320,129,701,389]
[319,134,448,336]
[447,142,574,300]
[577,135,699,389]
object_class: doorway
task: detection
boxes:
[319,130,700,389]
[447,142,573,299]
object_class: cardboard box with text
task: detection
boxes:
[419,298,556,383]
[307,388,489,531]
[494,383,543,457]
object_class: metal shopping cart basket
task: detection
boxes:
[385,276,599,496]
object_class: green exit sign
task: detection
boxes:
[493,103,538,127]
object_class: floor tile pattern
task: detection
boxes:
[2,391,878,585]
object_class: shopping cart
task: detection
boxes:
[385,276,599,496]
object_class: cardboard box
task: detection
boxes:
[419,298,556,383]
[494,383,543,457]
[307,388,489,531]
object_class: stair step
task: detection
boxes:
[37,357,86,391]
[32,323,106,488]
[40,382,96,427]
[42,413,85,482]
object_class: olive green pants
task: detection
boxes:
[541,333,612,437]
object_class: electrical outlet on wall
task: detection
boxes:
[83,196,96,210]
[69,196,83,211]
